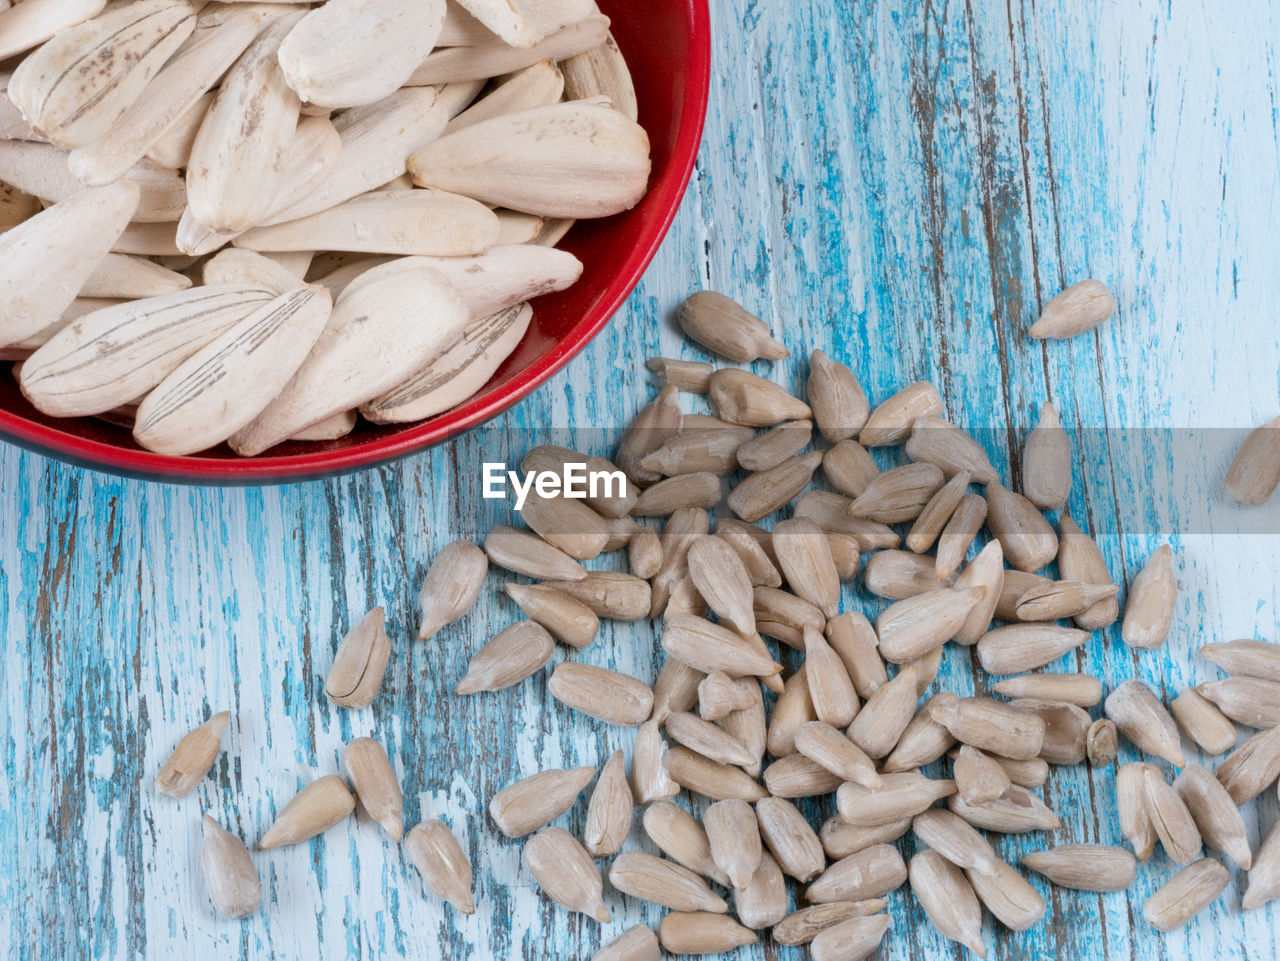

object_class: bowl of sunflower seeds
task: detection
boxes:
[0,0,710,482]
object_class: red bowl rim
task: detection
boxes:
[0,3,712,486]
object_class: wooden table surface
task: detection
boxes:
[4,1,1280,958]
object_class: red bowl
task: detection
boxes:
[0,0,711,484]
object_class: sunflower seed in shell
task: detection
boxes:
[1168,689,1237,757]
[966,860,1045,931]
[1121,544,1177,650]
[657,912,757,954]
[805,844,907,903]
[1,182,139,350]
[132,284,331,455]
[631,720,679,804]
[184,13,303,232]
[703,798,762,889]
[366,300,540,424]
[806,349,868,442]
[409,100,648,218]
[666,712,755,769]
[11,0,196,150]
[562,28,637,112]
[199,815,261,919]
[0,0,106,60]
[1200,639,1280,682]
[1142,767,1202,864]
[670,290,787,363]
[846,666,918,760]
[975,623,1091,676]
[1143,858,1229,932]
[934,493,987,579]
[765,667,816,757]
[404,819,475,913]
[1174,763,1251,869]
[1104,679,1186,766]
[993,672,1102,707]
[793,491,901,550]
[761,754,844,798]
[1028,278,1115,339]
[952,744,1012,805]
[820,816,912,860]
[201,247,302,294]
[985,482,1058,572]
[489,766,594,838]
[904,416,998,485]
[591,925,659,961]
[0,143,182,223]
[239,187,501,255]
[343,737,403,842]
[483,525,586,581]
[772,901,887,947]
[809,914,891,961]
[948,785,1061,833]
[229,266,469,454]
[1225,414,1280,506]
[717,525,781,588]
[824,613,887,700]
[277,0,445,109]
[324,607,391,708]
[836,772,956,827]
[607,851,727,913]
[875,588,983,664]
[860,382,943,447]
[822,439,880,498]
[686,534,755,634]
[523,826,610,923]
[642,800,728,885]
[503,583,598,649]
[155,711,230,798]
[661,614,781,680]
[911,808,1000,877]
[1019,844,1136,893]
[794,721,880,788]
[992,569,1053,622]
[543,571,652,621]
[1197,677,1280,729]
[753,796,825,883]
[881,693,959,773]
[1243,820,1280,910]
[111,220,181,256]
[455,620,555,694]
[259,775,355,849]
[848,463,945,524]
[1086,718,1119,767]
[909,851,986,958]
[616,385,682,485]
[667,746,768,802]
[932,697,1045,761]
[1215,724,1280,803]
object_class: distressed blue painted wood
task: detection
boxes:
[3,1,1280,958]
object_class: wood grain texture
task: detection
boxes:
[3,0,1280,958]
